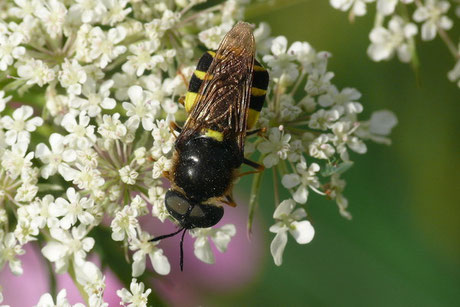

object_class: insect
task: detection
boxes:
[151,22,269,270]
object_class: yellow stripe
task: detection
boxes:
[208,51,216,57]
[205,129,223,141]
[194,70,212,80]
[247,109,260,129]
[251,87,266,96]
[185,92,198,113]
[253,65,265,72]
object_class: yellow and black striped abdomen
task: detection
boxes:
[184,51,215,113]
[184,51,269,130]
[247,60,269,129]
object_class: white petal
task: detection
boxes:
[270,230,288,266]
[132,256,146,277]
[193,237,214,264]
[281,174,300,189]
[289,220,315,244]
[273,199,295,218]
[150,249,170,275]
[41,241,66,262]
[293,185,308,204]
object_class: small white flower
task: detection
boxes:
[0,232,25,275]
[2,105,43,145]
[102,0,132,26]
[151,120,175,158]
[35,288,84,307]
[41,225,95,273]
[332,121,367,160]
[367,16,418,63]
[72,163,105,192]
[70,0,107,24]
[282,157,322,204]
[61,112,97,149]
[151,156,172,179]
[308,109,340,130]
[129,231,170,277]
[51,187,95,229]
[111,206,139,241]
[89,26,127,68]
[119,165,138,185]
[257,127,291,168]
[73,80,116,117]
[122,86,160,131]
[262,36,299,85]
[309,134,335,159]
[149,186,168,222]
[36,133,77,180]
[1,141,34,180]
[117,279,151,307]
[17,59,56,86]
[0,32,25,71]
[122,41,161,76]
[199,23,233,50]
[190,224,236,264]
[59,59,87,95]
[330,0,375,17]
[413,0,452,41]
[35,0,67,39]
[97,113,127,144]
[304,55,334,95]
[269,199,315,266]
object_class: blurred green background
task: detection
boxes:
[208,1,460,306]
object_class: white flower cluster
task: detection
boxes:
[330,0,460,88]
[243,31,397,265]
[0,0,397,304]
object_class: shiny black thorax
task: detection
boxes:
[172,134,242,203]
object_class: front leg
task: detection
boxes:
[238,158,265,177]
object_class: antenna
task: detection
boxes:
[150,227,184,242]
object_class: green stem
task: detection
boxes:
[68,261,89,305]
[247,156,265,235]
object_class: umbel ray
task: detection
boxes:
[150,21,269,271]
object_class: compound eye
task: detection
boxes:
[189,204,224,228]
[165,190,191,219]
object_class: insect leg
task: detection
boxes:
[221,194,237,207]
[170,121,182,133]
[246,127,267,136]
[239,158,265,177]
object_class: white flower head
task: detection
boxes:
[122,85,160,131]
[282,157,322,204]
[59,59,87,95]
[51,187,95,229]
[111,206,139,241]
[257,127,291,168]
[413,0,452,41]
[0,232,25,275]
[367,16,418,63]
[330,0,375,17]
[36,133,77,180]
[41,224,95,273]
[17,59,56,87]
[269,199,315,266]
[2,105,43,145]
[129,231,170,277]
[190,224,236,264]
[117,279,151,307]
